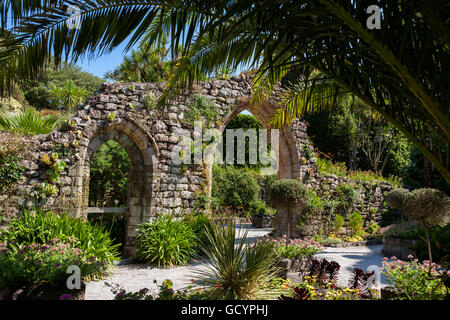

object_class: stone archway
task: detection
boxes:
[74,117,159,256]
[218,98,304,180]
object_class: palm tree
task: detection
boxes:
[0,0,449,182]
[49,80,87,113]
[105,39,172,82]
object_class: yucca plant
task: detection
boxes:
[199,219,280,300]
[0,107,60,135]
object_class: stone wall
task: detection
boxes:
[0,73,393,252]
[273,174,392,239]
[0,73,319,254]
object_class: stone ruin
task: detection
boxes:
[0,73,392,255]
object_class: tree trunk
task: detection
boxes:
[423,224,433,265]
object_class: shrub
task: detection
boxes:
[401,189,450,228]
[0,239,107,289]
[386,188,450,263]
[270,179,307,205]
[0,209,120,270]
[348,212,364,236]
[380,222,422,239]
[0,154,25,193]
[183,212,213,253]
[135,215,197,267]
[88,212,127,252]
[185,94,220,126]
[382,257,447,300]
[385,188,410,210]
[0,107,60,135]
[200,219,279,300]
[256,236,322,259]
[249,199,275,216]
[334,214,345,234]
[212,165,260,215]
[335,184,360,212]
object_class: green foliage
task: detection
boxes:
[385,188,410,210]
[0,154,25,193]
[105,41,171,83]
[211,165,260,216]
[303,145,312,160]
[0,209,120,269]
[270,179,307,204]
[0,107,60,135]
[135,215,197,268]
[109,279,212,300]
[335,184,360,212]
[183,212,213,254]
[334,214,345,234]
[381,222,422,240]
[220,114,270,170]
[414,224,450,266]
[249,199,275,216]
[199,219,279,300]
[348,212,364,236]
[403,146,450,195]
[306,105,411,179]
[257,237,322,260]
[401,188,450,228]
[144,91,157,110]
[0,239,107,289]
[185,94,220,126]
[48,80,88,112]
[382,258,447,300]
[255,174,277,203]
[316,157,401,186]
[22,62,103,110]
[2,0,449,184]
[382,223,450,265]
[88,212,126,254]
[89,141,130,207]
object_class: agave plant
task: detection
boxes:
[198,219,279,300]
[0,108,60,135]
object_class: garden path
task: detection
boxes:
[85,224,387,299]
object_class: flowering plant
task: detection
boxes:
[0,238,107,289]
[381,256,448,300]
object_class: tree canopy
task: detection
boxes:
[0,0,448,182]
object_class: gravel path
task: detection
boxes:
[85,225,387,300]
[314,245,388,288]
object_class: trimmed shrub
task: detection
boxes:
[135,215,196,267]
[270,179,307,205]
[385,188,410,210]
[401,189,450,228]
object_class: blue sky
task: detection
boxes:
[76,41,137,79]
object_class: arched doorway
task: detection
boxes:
[218,99,302,180]
[74,118,159,256]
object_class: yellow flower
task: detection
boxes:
[41,154,52,166]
